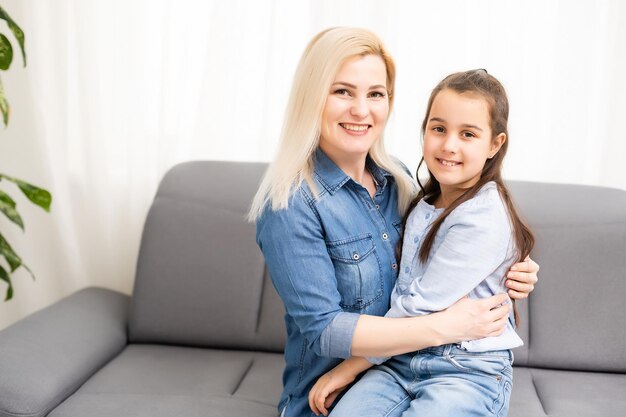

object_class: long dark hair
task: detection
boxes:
[401,69,534,325]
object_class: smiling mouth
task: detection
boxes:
[436,158,461,167]
[340,123,370,132]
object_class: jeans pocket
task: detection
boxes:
[327,234,383,310]
[443,353,513,415]
[495,379,513,417]
[445,352,512,380]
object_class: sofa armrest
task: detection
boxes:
[0,287,129,417]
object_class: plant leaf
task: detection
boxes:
[22,262,34,280]
[0,188,15,207]
[0,264,13,301]
[0,34,13,70]
[0,6,26,66]
[0,75,8,127]
[0,232,21,272]
[0,189,24,230]
[0,175,51,211]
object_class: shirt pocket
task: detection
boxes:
[327,234,383,311]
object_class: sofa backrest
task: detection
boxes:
[129,161,286,352]
[129,161,626,372]
[507,181,626,373]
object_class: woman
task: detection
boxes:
[249,27,538,417]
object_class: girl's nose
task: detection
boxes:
[441,134,458,153]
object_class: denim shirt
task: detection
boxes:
[256,149,403,417]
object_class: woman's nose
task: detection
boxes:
[350,98,369,118]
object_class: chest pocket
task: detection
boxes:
[327,234,383,311]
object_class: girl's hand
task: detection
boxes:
[308,360,365,416]
[442,294,511,342]
[308,368,354,416]
[506,256,539,299]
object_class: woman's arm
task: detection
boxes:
[257,196,360,359]
[350,294,510,357]
[506,256,539,299]
[309,294,510,414]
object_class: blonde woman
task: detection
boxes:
[250,27,538,417]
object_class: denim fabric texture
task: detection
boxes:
[331,344,514,417]
[256,148,403,417]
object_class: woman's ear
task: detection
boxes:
[489,133,507,159]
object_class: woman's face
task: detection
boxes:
[319,54,389,163]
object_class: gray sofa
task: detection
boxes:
[1,161,625,417]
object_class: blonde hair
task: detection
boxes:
[248,27,416,221]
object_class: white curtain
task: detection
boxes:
[1,0,625,329]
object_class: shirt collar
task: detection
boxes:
[313,148,393,195]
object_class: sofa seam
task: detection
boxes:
[230,358,254,396]
[530,369,548,416]
[254,268,268,334]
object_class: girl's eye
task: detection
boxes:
[462,131,476,139]
[334,89,351,96]
[433,126,445,133]
[369,91,386,99]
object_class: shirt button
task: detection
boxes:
[391,263,397,269]
[404,266,410,273]
[382,233,389,240]
[413,236,419,243]
[425,212,431,220]
[352,252,360,260]
[375,204,380,209]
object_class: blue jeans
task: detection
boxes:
[330,344,513,417]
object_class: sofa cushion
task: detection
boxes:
[48,344,283,417]
[47,344,626,417]
[509,367,626,417]
[129,161,286,352]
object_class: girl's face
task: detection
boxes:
[423,89,505,199]
[319,54,390,163]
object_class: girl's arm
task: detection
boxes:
[309,357,373,416]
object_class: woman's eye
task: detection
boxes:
[370,91,386,98]
[334,89,350,96]
[433,126,445,133]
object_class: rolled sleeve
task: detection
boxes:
[257,190,357,358]
[366,354,389,365]
[320,311,360,358]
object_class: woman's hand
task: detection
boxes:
[506,256,539,299]
[440,294,511,343]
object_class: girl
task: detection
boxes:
[309,69,534,417]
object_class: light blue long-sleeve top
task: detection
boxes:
[370,181,523,364]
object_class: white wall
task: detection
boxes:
[1,0,625,329]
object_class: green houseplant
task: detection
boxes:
[0,5,52,301]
